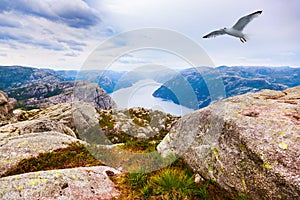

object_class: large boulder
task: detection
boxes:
[0,131,83,177]
[15,102,100,132]
[0,90,15,122]
[0,166,120,200]
[158,86,300,199]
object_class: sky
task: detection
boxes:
[0,0,299,70]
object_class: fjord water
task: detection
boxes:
[110,79,194,116]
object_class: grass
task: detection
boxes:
[111,158,242,200]
[2,142,103,177]
[121,139,157,153]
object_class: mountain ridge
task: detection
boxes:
[153,66,300,109]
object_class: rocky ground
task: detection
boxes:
[0,89,180,199]
[0,86,299,199]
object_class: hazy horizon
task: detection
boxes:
[1,64,299,72]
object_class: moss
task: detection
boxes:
[98,111,115,130]
[132,117,147,127]
[211,147,220,160]
[262,162,272,169]
[241,178,247,190]
[120,139,157,153]
[277,131,285,136]
[128,108,151,123]
[2,142,103,177]
[278,141,288,150]
[205,123,211,129]
[105,132,135,144]
[239,143,247,152]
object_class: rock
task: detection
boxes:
[73,81,116,110]
[0,166,120,200]
[15,102,100,132]
[0,131,83,177]
[158,86,300,199]
[98,107,179,141]
[0,90,15,122]
[0,119,76,138]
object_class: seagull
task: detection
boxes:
[203,10,262,43]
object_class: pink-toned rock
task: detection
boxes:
[0,91,15,123]
[0,166,121,200]
[158,86,300,200]
[0,131,83,177]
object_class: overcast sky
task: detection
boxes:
[0,0,299,70]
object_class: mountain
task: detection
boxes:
[58,70,126,94]
[0,65,179,95]
[69,68,177,93]
[6,81,115,110]
[153,66,300,109]
[2,65,300,111]
[0,66,63,91]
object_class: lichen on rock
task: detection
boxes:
[0,166,121,200]
[158,86,300,199]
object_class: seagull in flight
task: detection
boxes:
[203,10,262,43]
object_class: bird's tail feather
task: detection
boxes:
[244,34,250,41]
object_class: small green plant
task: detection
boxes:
[150,168,197,199]
[112,158,235,200]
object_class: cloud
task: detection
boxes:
[100,0,300,68]
[1,0,299,69]
[0,16,21,28]
[57,39,87,51]
[0,0,101,28]
[0,30,65,51]
[64,52,80,57]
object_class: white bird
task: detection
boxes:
[203,10,262,43]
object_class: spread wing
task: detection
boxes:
[203,29,226,39]
[232,10,262,31]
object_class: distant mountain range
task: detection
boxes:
[153,66,300,109]
[0,65,299,110]
[0,66,176,94]
[0,66,62,90]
